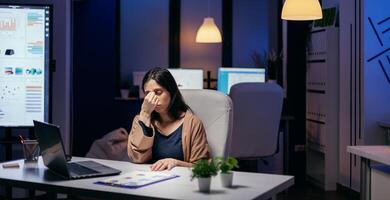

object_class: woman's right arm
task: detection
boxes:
[127,92,159,163]
[127,115,155,163]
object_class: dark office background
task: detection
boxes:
[71,0,308,184]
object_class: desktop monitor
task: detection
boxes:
[168,68,203,89]
[217,67,265,94]
[0,4,52,127]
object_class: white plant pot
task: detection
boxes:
[120,89,129,98]
[197,177,211,193]
[220,172,233,187]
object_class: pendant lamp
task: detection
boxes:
[281,0,323,21]
[195,0,222,43]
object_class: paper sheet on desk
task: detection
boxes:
[95,171,179,189]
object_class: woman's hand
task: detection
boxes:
[150,158,178,171]
[142,92,159,114]
[139,92,159,126]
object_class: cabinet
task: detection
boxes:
[305,27,339,191]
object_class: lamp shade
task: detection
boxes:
[281,0,323,20]
[196,17,222,43]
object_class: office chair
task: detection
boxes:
[227,82,283,162]
[181,89,233,157]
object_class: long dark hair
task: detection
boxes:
[142,67,190,122]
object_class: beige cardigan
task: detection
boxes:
[127,111,210,164]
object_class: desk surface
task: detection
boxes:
[347,146,390,165]
[0,157,294,200]
[378,121,390,128]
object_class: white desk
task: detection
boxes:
[0,157,294,200]
[347,146,390,200]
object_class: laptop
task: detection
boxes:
[33,120,121,180]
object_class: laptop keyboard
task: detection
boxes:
[67,162,99,176]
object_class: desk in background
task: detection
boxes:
[347,146,390,200]
[0,157,294,200]
[378,121,390,145]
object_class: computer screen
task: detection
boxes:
[217,67,265,94]
[0,4,51,127]
[168,68,203,89]
[132,71,147,98]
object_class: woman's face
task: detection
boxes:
[144,79,171,114]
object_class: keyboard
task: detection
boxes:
[67,162,99,176]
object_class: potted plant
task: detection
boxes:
[215,156,239,187]
[120,80,130,98]
[266,50,282,83]
[251,50,282,83]
[191,159,218,193]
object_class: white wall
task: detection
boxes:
[120,0,169,81]
[233,0,270,67]
[363,0,390,145]
[180,0,222,80]
[52,0,72,153]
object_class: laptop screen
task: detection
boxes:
[34,120,70,178]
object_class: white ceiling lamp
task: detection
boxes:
[281,0,323,21]
[195,0,222,43]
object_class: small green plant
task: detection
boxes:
[215,156,239,174]
[251,50,282,80]
[191,159,218,180]
[266,50,282,80]
[121,80,131,89]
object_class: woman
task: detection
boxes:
[127,67,210,171]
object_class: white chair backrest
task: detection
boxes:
[228,82,283,158]
[180,89,233,157]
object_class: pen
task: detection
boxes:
[19,135,24,144]
[2,163,20,168]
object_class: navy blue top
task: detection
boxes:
[139,121,184,163]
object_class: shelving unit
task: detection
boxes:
[305,27,339,191]
[114,97,140,101]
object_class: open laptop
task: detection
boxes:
[33,120,121,180]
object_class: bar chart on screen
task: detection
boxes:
[0,10,25,38]
[0,18,16,31]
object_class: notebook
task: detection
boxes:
[34,120,121,179]
[95,171,179,189]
